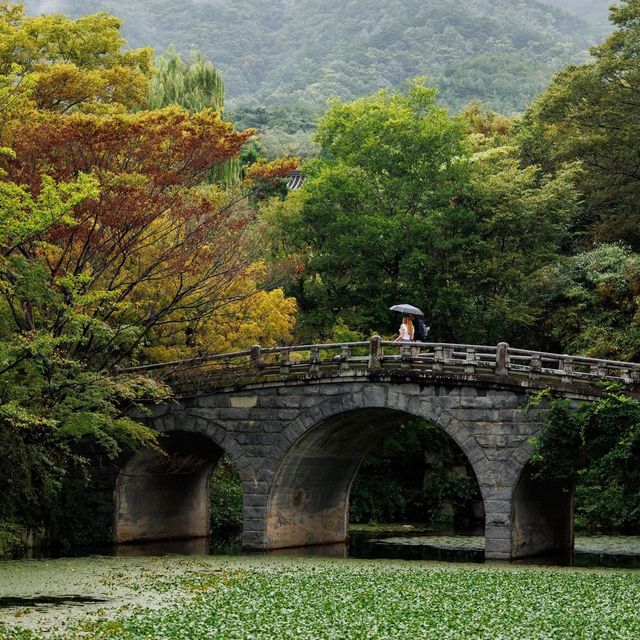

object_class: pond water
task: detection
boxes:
[21,526,640,570]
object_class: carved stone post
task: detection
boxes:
[495,342,509,376]
[250,344,263,369]
[369,335,382,370]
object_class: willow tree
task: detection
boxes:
[149,48,240,186]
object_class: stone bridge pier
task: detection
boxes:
[115,375,577,561]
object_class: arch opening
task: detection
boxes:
[511,461,575,559]
[114,431,223,544]
[266,407,484,550]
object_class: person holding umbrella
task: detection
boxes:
[390,304,429,355]
[395,314,415,343]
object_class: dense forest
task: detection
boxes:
[2,0,640,556]
[24,0,611,156]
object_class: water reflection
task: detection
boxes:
[348,529,484,564]
[268,543,348,558]
[0,595,107,610]
[116,537,211,557]
[22,528,640,569]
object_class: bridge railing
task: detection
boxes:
[118,338,640,392]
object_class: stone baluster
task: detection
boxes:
[495,342,509,376]
[433,345,444,371]
[310,347,320,373]
[400,343,411,367]
[250,344,263,369]
[368,335,382,370]
[561,357,573,384]
[340,344,351,370]
[529,353,542,380]
[279,349,291,375]
[619,367,632,383]
[464,348,476,374]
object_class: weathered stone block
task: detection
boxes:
[484,499,511,515]
[362,385,388,405]
[461,387,478,397]
[189,407,221,421]
[243,518,267,531]
[483,487,513,501]
[244,506,267,520]
[485,538,512,555]
[433,396,462,409]
[230,395,259,409]
[196,396,230,408]
[484,524,511,540]
[242,531,266,549]
[243,494,268,507]
[277,409,300,421]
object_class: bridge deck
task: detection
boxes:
[120,339,640,396]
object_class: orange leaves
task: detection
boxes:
[0,106,256,313]
[244,157,300,186]
[6,107,253,189]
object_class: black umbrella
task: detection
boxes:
[389,303,424,316]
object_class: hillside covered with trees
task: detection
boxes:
[24,0,612,157]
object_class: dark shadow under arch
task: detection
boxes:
[114,431,224,543]
[266,407,484,549]
[511,461,575,559]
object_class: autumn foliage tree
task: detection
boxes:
[0,2,297,552]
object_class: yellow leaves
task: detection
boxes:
[0,7,152,114]
[31,61,150,113]
[243,157,299,186]
[143,261,297,362]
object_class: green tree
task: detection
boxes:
[278,80,473,340]
[266,83,577,345]
[519,0,640,249]
[532,392,640,533]
[527,244,640,360]
[149,48,225,112]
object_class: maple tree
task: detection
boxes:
[0,3,299,552]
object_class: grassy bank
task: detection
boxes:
[1,555,640,639]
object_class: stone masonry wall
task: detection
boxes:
[129,371,578,560]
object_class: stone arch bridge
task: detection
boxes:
[112,338,640,561]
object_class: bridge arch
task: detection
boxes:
[511,459,575,560]
[265,386,495,550]
[114,417,253,544]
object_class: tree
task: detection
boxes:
[527,244,640,360]
[149,48,225,113]
[519,0,640,249]
[0,5,298,550]
[0,2,153,115]
[532,391,640,533]
[265,82,576,345]
[149,47,244,188]
[1,107,254,366]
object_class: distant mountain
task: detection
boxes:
[541,0,612,36]
[24,0,612,116]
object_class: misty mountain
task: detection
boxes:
[24,0,612,116]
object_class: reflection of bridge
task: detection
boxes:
[113,339,640,561]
